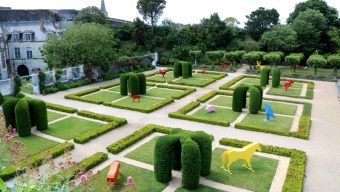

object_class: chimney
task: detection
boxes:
[40,18,45,32]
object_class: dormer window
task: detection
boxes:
[24,33,31,41]
[12,33,19,42]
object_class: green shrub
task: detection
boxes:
[15,99,31,137]
[128,73,140,95]
[174,61,183,78]
[188,63,192,77]
[181,138,201,189]
[252,85,263,110]
[154,136,177,182]
[74,121,120,144]
[182,62,189,79]
[307,54,327,75]
[206,51,224,65]
[263,53,281,67]
[31,99,48,131]
[15,93,25,98]
[190,131,211,176]
[120,74,129,96]
[137,73,146,95]
[249,86,261,114]
[0,92,3,105]
[38,72,46,94]
[232,86,248,112]
[285,54,301,72]
[2,97,19,127]
[328,54,340,75]
[77,110,126,124]
[13,76,22,96]
[271,68,281,88]
[46,102,77,113]
[260,68,270,86]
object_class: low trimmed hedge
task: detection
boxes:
[99,82,120,89]
[168,102,230,126]
[46,102,78,113]
[156,84,196,99]
[64,88,103,104]
[196,70,227,80]
[77,110,127,125]
[219,75,256,90]
[104,98,174,113]
[219,138,306,192]
[197,90,232,103]
[0,142,74,180]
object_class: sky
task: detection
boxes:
[1,0,340,26]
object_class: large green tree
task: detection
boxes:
[260,25,297,53]
[136,0,166,31]
[42,23,116,72]
[74,6,108,25]
[245,7,280,41]
[292,9,327,55]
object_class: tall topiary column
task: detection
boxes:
[154,136,176,182]
[128,73,140,95]
[137,73,147,94]
[174,61,182,78]
[120,74,129,96]
[181,138,201,189]
[252,85,263,111]
[260,68,270,86]
[31,99,48,131]
[232,86,249,112]
[15,99,31,137]
[0,92,4,105]
[190,131,212,176]
[188,63,193,77]
[249,86,261,114]
[182,62,189,79]
[271,68,281,88]
[2,97,19,127]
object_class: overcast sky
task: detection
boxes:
[1,0,340,26]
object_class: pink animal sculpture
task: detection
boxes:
[205,105,216,113]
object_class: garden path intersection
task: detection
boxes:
[8,66,340,191]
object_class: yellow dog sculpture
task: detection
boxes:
[256,61,264,70]
[220,142,261,174]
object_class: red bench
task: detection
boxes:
[107,162,120,184]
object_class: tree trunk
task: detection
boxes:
[334,65,337,76]
[314,67,317,76]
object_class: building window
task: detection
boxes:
[26,47,32,59]
[12,33,19,42]
[14,48,20,59]
[24,33,31,41]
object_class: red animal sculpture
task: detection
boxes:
[131,95,141,102]
[159,70,167,78]
[202,67,207,75]
[221,62,228,70]
[289,80,294,85]
[284,82,292,91]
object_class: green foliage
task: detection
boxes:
[260,25,297,53]
[248,86,261,114]
[188,63,192,77]
[182,62,189,79]
[252,85,263,109]
[46,102,78,113]
[120,74,129,96]
[13,76,22,96]
[224,51,239,64]
[128,73,140,95]
[104,98,174,113]
[38,72,46,94]
[136,0,166,29]
[245,7,280,41]
[74,6,108,25]
[31,99,48,131]
[271,68,281,87]
[77,110,127,124]
[206,51,224,65]
[242,51,262,69]
[232,86,248,112]
[0,92,3,105]
[263,53,281,67]
[328,54,340,75]
[137,73,147,94]
[285,54,302,72]
[307,54,327,75]
[15,99,31,137]
[2,97,19,127]
[241,38,260,52]
[189,50,202,65]
[174,61,183,78]
[181,138,201,189]
[190,131,212,176]
[260,68,270,86]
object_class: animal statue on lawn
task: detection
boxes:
[256,61,264,70]
[205,105,216,113]
[220,142,261,174]
[264,103,275,122]
[123,176,136,192]
[159,70,167,78]
[131,95,141,102]
[282,79,294,91]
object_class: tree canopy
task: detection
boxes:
[260,25,297,53]
[74,6,108,25]
[137,0,166,29]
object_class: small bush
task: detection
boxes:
[232,86,248,112]
[174,61,183,78]
[154,136,177,182]
[249,86,261,114]
[128,73,140,95]
[252,85,263,110]
[188,63,192,77]
[15,99,31,137]
[31,99,48,131]
[182,62,189,79]
[13,76,22,96]
[2,97,19,127]
[181,138,201,189]
[190,131,211,176]
[271,68,281,88]
[46,102,77,113]
[38,72,46,94]
[260,68,270,86]
[137,73,147,95]
[120,74,129,96]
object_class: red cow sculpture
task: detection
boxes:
[159,70,167,78]
[221,62,228,70]
[284,82,292,91]
[131,95,141,102]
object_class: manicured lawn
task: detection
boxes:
[47,111,66,122]
[261,101,297,116]
[112,96,166,110]
[14,135,59,157]
[238,113,294,133]
[171,77,215,87]
[278,66,339,79]
[146,88,184,99]
[43,117,104,140]
[75,162,167,192]
[206,148,278,192]
[175,185,225,192]
[241,78,262,85]
[209,96,233,107]
[147,71,176,82]
[192,73,219,79]
[267,86,302,97]
[108,86,120,92]
[281,82,304,89]
[125,136,159,165]
[191,107,241,123]
[82,91,124,103]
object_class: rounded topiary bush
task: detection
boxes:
[128,73,140,95]
[181,138,201,190]
[249,86,261,114]
[232,85,249,112]
[271,68,281,88]
[137,73,147,95]
[260,68,270,86]
[31,99,48,131]
[15,99,31,137]
[190,131,212,176]
[0,92,4,105]
[188,63,192,77]
[120,74,129,96]
[2,97,19,127]
[182,62,189,79]
[174,61,183,78]
[252,85,263,110]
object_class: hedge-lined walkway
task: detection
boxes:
[16,65,340,191]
